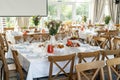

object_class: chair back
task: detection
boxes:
[76,61,105,80]
[42,33,50,41]
[30,34,40,43]
[14,36,23,44]
[0,33,5,50]
[48,53,76,80]
[0,49,9,80]
[11,50,24,80]
[106,58,120,80]
[113,37,120,50]
[93,36,108,49]
[101,49,120,60]
[77,51,100,63]
[1,33,9,52]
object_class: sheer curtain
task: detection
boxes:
[16,17,29,28]
[116,3,120,24]
[93,0,105,23]
[108,0,116,24]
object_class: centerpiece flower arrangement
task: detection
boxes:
[46,20,62,35]
[45,20,62,53]
[32,16,41,27]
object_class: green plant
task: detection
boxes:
[32,16,41,26]
[46,20,62,35]
[82,16,87,22]
[104,16,111,25]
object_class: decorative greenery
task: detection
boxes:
[32,16,41,26]
[46,20,62,35]
[104,16,111,25]
[82,16,87,22]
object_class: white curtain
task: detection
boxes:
[108,0,117,24]
[116,3,120,24]
[93,0,105,23]
[16,17,29,28]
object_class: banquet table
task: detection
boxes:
[8,40,103,80]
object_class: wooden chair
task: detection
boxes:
[97,30,106,36]
[41,33,50,42]
[112,37,120,50]
[14,36,23,44]
[0,33,6,52]
[106,58,120,80]
[101,49,120,60]
[77,51,100,63]
[115,24,120,30]
[76,61,105,80]
[11,50,24,80]
[48,53,76,80]
[92,36,108,49]
[3,27,14,32]
[55,33,65,40]
[30,34,40,43]
[29,27,36,30]
[0,49,16,80]
[1,33,9,52]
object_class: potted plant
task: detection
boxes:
[32,16,41,27]
[104,16,111,25]
[82,16,87,23]
[46,20,62,36]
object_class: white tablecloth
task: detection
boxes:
[9,42,102,80]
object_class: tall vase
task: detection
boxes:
[50,35,56,45]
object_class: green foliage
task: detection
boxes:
[6,17,14,28]
[82,16,87,22]
[46,20,62,35]
[32,16,41,26]
[104,16,111,24]
[76,3,89,17]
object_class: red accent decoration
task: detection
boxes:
[47,44,54,53]
[67,40,73,46]
[23,31,27,36]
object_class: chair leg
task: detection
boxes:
[1,65,3,80]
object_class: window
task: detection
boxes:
[76,2,89,22]
[47,0,90,22]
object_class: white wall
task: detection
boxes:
[0,0,48,16]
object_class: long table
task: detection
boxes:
[9,41,103,80]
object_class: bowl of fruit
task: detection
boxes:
[66,40,80,47]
